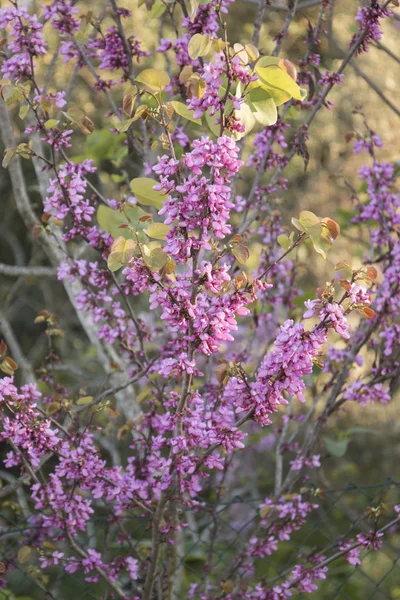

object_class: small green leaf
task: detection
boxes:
[136,69,170,92]
[44,119,59,130]
[64,106,85,125]
[277,234,291,251]
[129,177,165,209]
[146,222,171,240]
[76,396,94,406]
[170,100,201,124]
[324,437,349,458]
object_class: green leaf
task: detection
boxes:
[147,0,166,18]
[256,56,280,69]
[188,33,213,60]
[292,211,329,259]
[247,88,277,126]
[299,86,308,101]
[136,69,170,92]
[97,204,145,240]
[205,109,221,137]
[129,177,165,209]
[170,100,201,124]
[324,437,349,458]
[146,223,171,240]
[115,118,136,133]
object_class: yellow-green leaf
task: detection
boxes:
[277,234,291,251]
[107,236,136,272]
[142,245,168,271]
[146,223,171,240]
[19,104,29,119]
[148,0,166,18]
[244,43,259,62]
[44,119,59,130]
[136,69,170,92]
[130,177,165,209]
[188,33,213,59]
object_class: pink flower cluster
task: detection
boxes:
[156,135,243,260]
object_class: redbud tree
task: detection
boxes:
[0,0,399,598]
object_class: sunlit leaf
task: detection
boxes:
[247,88,277,126]
[244,43,259,62]
[277,234,291,251]
[136,69,170,92]
[234,102,255,140]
